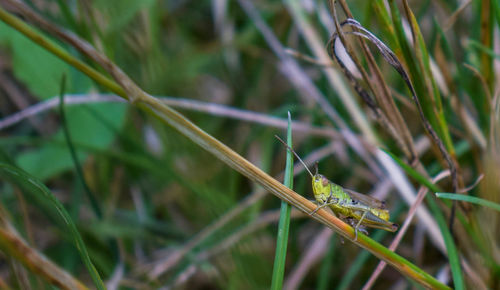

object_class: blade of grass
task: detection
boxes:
[387,0,435,128]
[494,0,500,28]
[0,163,105,289]
[58,76,103,219]
[425,195,464,290]
[271,112,294,289]
[370,0,400,53]
[0,93,338,138]
[468,40,500,60]
[403,0,454,151]
[0,210,88,290]
[58,77,124,270]
[478,0,494,89]
[436,193,500,213]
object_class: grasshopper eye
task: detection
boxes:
[321,176,329,186]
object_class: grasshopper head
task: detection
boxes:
[312,174,330,203]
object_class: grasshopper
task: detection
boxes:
[276,136,398,240]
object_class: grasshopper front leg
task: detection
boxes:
[310,187,339,215]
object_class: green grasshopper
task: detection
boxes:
[276,136,398,240]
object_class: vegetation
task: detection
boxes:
[0,0,498,289]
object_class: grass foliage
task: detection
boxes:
[0,0,499,289]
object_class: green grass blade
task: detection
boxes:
[436,193,500,213]
[495,0,500,28]
[405,2,456,155]
[387,0,433,127]
[271,112,294,290]
[469,40,500,60]
[0,163,105,289]
[371,0,400,52]
[424,195,464,290]
[59,76,103,219]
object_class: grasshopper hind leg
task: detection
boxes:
[348,212,369,241]
[344,217,368,241]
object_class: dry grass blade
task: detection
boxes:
[478,0,494,88]
[0,210,87,290]
[0,94,337,138]
[463,63,493,104]
[443,0,473,31]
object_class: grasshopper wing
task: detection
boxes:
[344,188,387,209]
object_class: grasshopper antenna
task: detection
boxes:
[314,161,319,175]
[274,135,314,178]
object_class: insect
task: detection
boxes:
[275,136,398,240]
